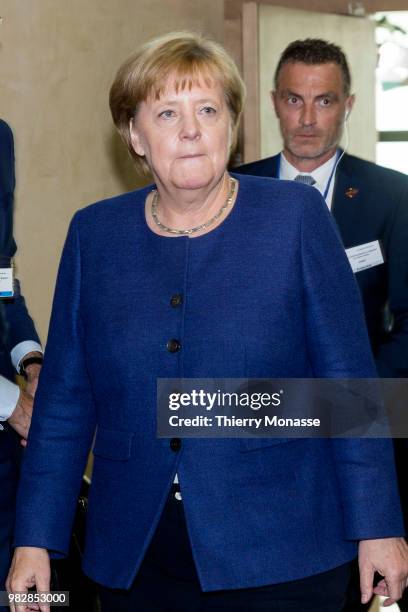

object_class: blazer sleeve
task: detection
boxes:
[0,119,17,256]
[300,190,404,539]
[0,120,40,354]
[2,281,40,351]
[14,213,97,556]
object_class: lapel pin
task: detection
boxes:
[345,187,359,199]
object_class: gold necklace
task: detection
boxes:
[151,177,237,236]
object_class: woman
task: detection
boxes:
[7,32,408,612]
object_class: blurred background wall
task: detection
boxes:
[0,0,224,342]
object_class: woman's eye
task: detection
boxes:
[201,106,216,115]
[159,110,175,119]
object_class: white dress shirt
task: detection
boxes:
[279,151,338,209]
[0,339,43,421]
[0,376,20,423]
[11,340,43,373]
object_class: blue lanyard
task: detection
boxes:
[277,150,341,202]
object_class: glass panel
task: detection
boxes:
[376,85,408,132]
[376,142,408,174]
[375,11,408,171]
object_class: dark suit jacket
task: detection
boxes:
[0,119,40,377]
[15,176,403,591]
[235,152,408,377]
[0,119,41,604]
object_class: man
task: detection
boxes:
[236,39,408,610]
[0,119,43,610]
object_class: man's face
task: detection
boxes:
[272,61,354,169]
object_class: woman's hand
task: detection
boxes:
[6,547,51,612]
[359,537,408,606]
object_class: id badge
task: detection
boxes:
[345,240,384,274]
[0,257,14,298]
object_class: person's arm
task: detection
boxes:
[7,213,97,601]
[358,538,408,606]
[3,305,41,399]
[7,548,50,612]
[0,121,43,388]
[3,281,41,355]
[3,280,43,395]
[0,275,44,398]
[0,375,21,422]
[5,292,43,398]
[0,375,33,447]
[300,187,408,606]
[15,350,43,398]
[0,120,16,256]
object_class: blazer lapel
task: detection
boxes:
[331,154,363,248]
[269,155,280,179]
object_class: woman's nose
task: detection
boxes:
[179,112,201,140]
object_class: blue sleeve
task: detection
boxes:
[3,281,40,350]
[0,120,17,257]
[0,120,16,195]
[301,190,404,539]
[0,120,40,359]
[14,215,97,556]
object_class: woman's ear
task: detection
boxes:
[129,118,145,157]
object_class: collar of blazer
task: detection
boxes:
[253,151,363,218]
[271,150,364,239]
[332,152,362,211]
[330,153,366,247]
[272,151,360,197]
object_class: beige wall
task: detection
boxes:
[0,0,224,342]
[258,5,377,161]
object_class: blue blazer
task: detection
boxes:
[236,153,408,378]
[14,175,403,591]
[0,120,40,376]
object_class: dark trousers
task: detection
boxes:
[98,485,351,612]
[0,426,21,612]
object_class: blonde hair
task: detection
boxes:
[109,31,246,173]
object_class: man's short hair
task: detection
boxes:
[274,39,351,95]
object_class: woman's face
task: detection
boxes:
[130,74,233,192]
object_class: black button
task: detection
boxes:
[167,339,181,353]
[170,438,182,452]
[170,294,183,308]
